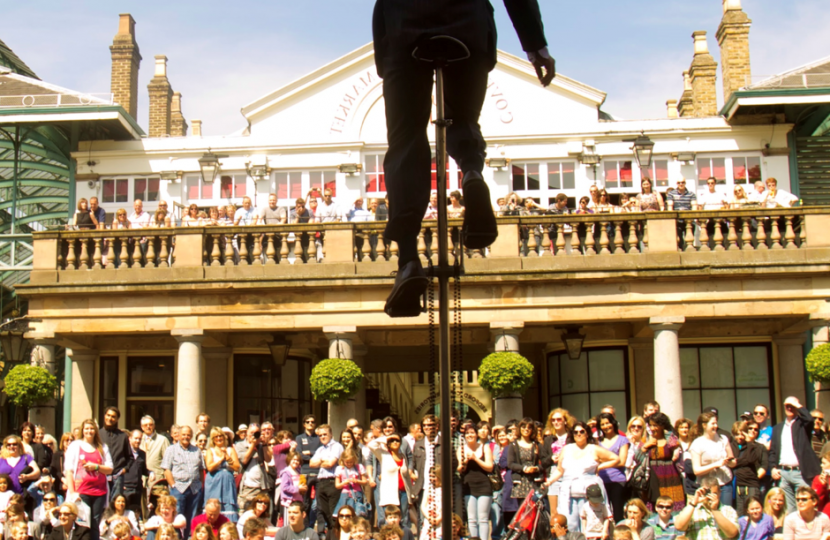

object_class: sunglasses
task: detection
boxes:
[656,505,672,510]
[43,498,57,502]
[552,418,564,422]
[814,417,825,422]
[796,497,814,502]
[387,438,401,443]
[338,515,352,520]
[630,425,643,430]
[753,411,766,416]
[572,429,587,435]
[59,512,74,517]
[745,428,759,433]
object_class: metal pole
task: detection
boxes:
[435,64,454,540]
[11,128,20,236]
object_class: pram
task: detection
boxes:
[501,487,551,540]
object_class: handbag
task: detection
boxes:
[488,462,504,492]
[626,449,650,492]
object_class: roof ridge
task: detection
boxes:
[0,37,38,79]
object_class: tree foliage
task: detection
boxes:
[3,365,58,407]
[310,358,364,404]
[478,352,534,398]
[806,343,830,383]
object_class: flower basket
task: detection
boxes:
[310,358,364,404]
[806,343,830,383]
[478,352,534,398]
[3,365,58,408]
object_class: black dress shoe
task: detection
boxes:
[384,259,429,318]
[461,170,498,249]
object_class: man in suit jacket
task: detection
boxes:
[373,0,555,316]
[768,396,821,510]
[124,430,149,519]
[412,415,442,531]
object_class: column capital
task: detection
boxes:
[649,316,685,330]
[490,323,524,340]
[323,326,357,335]
[67,349,99,362]
[172,329,204,343]
[772,334,807,346]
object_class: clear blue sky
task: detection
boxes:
[3,1,827,135]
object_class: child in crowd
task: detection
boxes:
[0,475,13,522]
[383,507,414,540]
[612,525,634,540]
[378,524,404,540]
[580,484,611,540]
[334,448,368,517]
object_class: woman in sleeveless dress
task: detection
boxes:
[596,412,630,522]
[64,419,113,540]
[204,427,240,522]
[545,421,621,533]
[458,424,494,540]
[635,178,665,212]
[640,413,685,511]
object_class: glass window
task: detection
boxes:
[365,155,386,194]
[604,161,633,189]
[127,401,174,432]
[430,157,461,191]
[133,178,161,202]
[680,344,772,426]
[274,172,303,201]
[732,157,762,185]
[99,356,119,418]
[234,354,312,435]
[185,174,212,200]
[548,162,575,191]
[102,179,129,203]
[219,173,248,199]
[310,171,337,197]
[649,159,670,188]
[127,357,175,397]
[697,158,727,184]
[512,163,540,191]
[548,348,628,420]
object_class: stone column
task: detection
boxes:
[774,334,808,405]
[813,326,830,413]
[68,349,98,429]
[353,346,368,427]
[490,322,524,426]
[628,338,655,416]
[649,316,685,422]
[173,330,205,430]
[28,340,58,435]
[203,348,232,429]
[323,326,358,434]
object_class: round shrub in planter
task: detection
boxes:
[478,352,534,398]
[3,364,58,408]
[310,358,364,404]
[806,343,830,383]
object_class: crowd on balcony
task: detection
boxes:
[4,396,830,540]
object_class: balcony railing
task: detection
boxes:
[38,206,829,273]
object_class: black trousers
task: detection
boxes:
[316,477,340,531]
[381,53,489,243]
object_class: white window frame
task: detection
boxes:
[183,173,213,203]
[601,159,637,193]
[132,177,161,203]
[509,161,578,207]
[101,177,130,205]
[364,154,386,197]
[272,171,305,207]
[695,154,764,195]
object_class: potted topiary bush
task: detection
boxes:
[310,358,364,404]
[806,343,830,383]
[3,364,58,409]
[478,351,534,398]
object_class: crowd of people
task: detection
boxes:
[4,397,830,540]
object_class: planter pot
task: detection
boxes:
[494,392,523,426]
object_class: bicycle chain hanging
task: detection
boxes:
[426,277,438,540]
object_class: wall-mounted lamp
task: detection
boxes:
[631,132,655,173]
[199,148,228,185]
[269,336,291,367]
[676,152,696,164]
[338,163,362,175]
[160,170,183,182]
[247,164,270,182]
[486,157,510,170]
[559,326,586,360]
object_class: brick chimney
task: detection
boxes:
[148,55,172,137]
[666,99,679,119]
[109,14,141,120]
[717,0,752,103]
[678,71,694,117]
[689,31,718,117]
[191,120,202,137]
[170,92,188,137]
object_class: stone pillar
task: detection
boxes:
[173,330,205,429]
[323,326,358,434]
[490,322,524,426]
[170,92,188,137]
[650,316,685,422]
[148,55,172,137]
[28,340,57,435]
[717,0,752,104]
[109,14,141,120]
[191,120,202,137]
[666,99,679,119]
[814,326,830,413]
[678,71,694,118]
[203,348,232,429]
[774,334,808,406]
[68,349,98,429]
[689,31,718,117]
[628,338,655,417]
[353,346,368,427]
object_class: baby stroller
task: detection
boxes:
[501,487,551,540]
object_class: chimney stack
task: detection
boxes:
[678,71,694,117]
[717,0,752,103]
[148,55,172,137]
[689,31,718,117]
[170,92,188,137]
[191,120,202,137]
[666,99,679,119]
[109,14,142,120]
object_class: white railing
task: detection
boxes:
[0,93,114,109]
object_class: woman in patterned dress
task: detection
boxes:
[639,413,685,511]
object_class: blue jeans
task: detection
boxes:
[376,490,409,528]
[80,493,107,540]
[719,482,733,508]
[465,494,493,540]
[171,486,202,540]
[779,469,809,512]
[109,474,125,502]
[490,489,503,540]
[566,496,586,533]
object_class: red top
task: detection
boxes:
[190,513,229,535]
[393,455,405,492]
[77,447,107,496]
[812,475,830,518]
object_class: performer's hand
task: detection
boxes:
[527,47,555,87]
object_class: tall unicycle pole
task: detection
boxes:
[412,35,470,540]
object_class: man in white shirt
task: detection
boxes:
[698,177,728,210]
[128,199,151,257]
[234,197,258,225]
[309,425,343,532]
[317,189,341,223]
[769,396,820,511]
[748,180,766,203]
[761,177,798,208]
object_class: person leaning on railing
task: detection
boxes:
[666,179,698,250]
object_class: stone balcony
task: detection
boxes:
[18,207,830,334]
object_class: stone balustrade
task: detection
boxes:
[33,207,830,277]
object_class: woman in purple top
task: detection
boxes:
[271,431,296,477]
[0,435,40,494]
[739,495,775,540]
[596,413,629,523]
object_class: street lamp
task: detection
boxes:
[560,326,586,360]
[198,149,223,186]
[0,316,33,363]
[631,133,655,174]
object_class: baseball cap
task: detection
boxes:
[702,406,719,417]
[237,424,248,432]
[740,411,752,421]
[586,484,604,504]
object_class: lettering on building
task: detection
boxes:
[487,80,513,124]
[330,70,376,135]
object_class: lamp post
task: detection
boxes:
[560,326,586,360]
[632,133,655,176]
[0,316,33,365]
[198,149,222,186]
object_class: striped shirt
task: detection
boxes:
[667,189,697,210]
[161,442,205,493]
